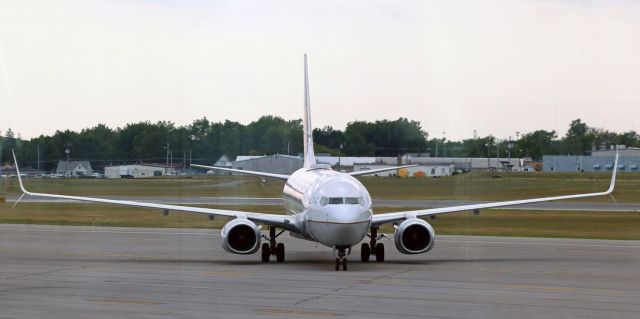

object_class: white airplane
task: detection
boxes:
[13,55,619,271]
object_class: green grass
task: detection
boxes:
[1,172,639,240]
[362,171,640,202]
[4,171,638,202]
[0,203,281,228]
[0,176,283,197]
[1,202,639,240]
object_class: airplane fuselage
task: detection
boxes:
[282,166,373,248]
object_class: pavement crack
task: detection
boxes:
[293,268,410,306]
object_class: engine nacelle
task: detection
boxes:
[394,218,435,254]
[221,219,261,254]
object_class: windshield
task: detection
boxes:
[320,197,362,206]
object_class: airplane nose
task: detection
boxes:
[305,205,372,247]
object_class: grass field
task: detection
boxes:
[1,202,639,240]
[1,172,639,240]
[2,171,640,201]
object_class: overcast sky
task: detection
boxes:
[1,0,639,141]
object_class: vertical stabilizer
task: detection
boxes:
[303,54,316,168]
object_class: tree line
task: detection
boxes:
[1,117,638,171]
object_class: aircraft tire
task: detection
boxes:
[360,243,370,262]
[375,243,385,262]
[261,243,270,262]
[275,243,285,262]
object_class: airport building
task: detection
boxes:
[373,156,526,172]
[543,155,639,172]
[104,165,173,178]
[352,163,454,177]
[227,153,528,176]
[543,146,640,172]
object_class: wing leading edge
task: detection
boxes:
[371,152,619,227]
[11,151,297,231]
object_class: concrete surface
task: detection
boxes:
[0,224,639,319]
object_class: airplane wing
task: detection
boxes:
[371,153,619,227]
[191,164,289,180]
[11,151,297,231]
[349,164,418,177]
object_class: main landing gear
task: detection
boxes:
[361,227,385,263]
[334,246,351,271]
[261,226,285,263]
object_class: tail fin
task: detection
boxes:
[303,54,316,168]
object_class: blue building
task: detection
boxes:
[543,155,639,172]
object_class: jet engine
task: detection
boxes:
[221,219,261,254]
[394,218,435,254]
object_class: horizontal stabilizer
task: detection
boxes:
[191,164,290,180]
[349,164,418,177]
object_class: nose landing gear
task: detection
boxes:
[334,246,351,271]
[261,226,286,263]
[361,227,385,263]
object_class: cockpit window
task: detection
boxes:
[320,197,363,206]
[345,197,361,205]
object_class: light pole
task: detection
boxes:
[485,142,490,169]
[442,131,446,158]
[338,143,343,172]
[165,143,170,168]
[65,146,70,177]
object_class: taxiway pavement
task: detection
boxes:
[0,224,639,318]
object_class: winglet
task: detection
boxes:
[607,151,619,194]
[11,149,29,194]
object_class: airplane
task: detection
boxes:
[12,54,619,271]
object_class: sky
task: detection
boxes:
[1,0,639,141]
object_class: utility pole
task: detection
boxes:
[37,144,40,173]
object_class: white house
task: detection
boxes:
[56,161,93,177]
[213,154,233,167]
